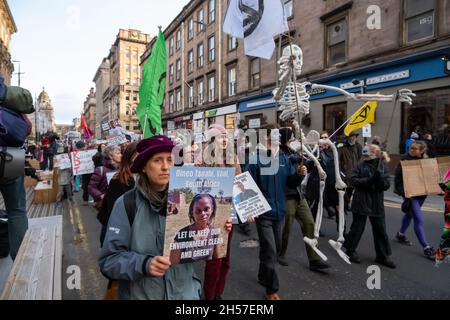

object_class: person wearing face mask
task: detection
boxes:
[343,144,395,268]
[338,132,363,213]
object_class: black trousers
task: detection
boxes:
[344,212,392,260]
[256,217,283,295]
[81,174,92,202]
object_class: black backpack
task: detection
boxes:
[123,189,137,226]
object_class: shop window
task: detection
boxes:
[401,88,450,155]
[323,102,347,138]
[226,114,235,129]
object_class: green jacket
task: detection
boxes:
[99,186,202,300]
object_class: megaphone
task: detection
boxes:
[0,147,25,180]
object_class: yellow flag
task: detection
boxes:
[344,101,378,136]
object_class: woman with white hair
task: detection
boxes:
[343,144,396,268]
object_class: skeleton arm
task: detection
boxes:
[311,84,416,105]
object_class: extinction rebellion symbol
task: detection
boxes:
[239,0,264,37]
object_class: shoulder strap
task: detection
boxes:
[123,189,137,226]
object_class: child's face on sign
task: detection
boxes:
[193,197,213,229]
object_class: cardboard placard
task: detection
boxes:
[401,158,445,198]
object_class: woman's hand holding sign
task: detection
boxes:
[148,256,171,277]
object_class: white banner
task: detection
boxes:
[107,134,128,146]
[224,0,289,59]
[55,154,72,170]
[71,149,97,176]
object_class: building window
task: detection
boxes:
[169,93,174,112]
[132,50,138,61]
[176,30,182,50]
[176,89,181,111]
[198,43,204,68]
[125,64,130,73]
[169,37,174,56]
[133,78,139,86]
[228,35,237,51]
[323,102,347,137]
[197,79,204,106]
[404,0,435,43]
[176,59,181,80]
[208,35,215,62]
[188,83,194,108]
[250,58,260,89]
[208,74,215,102]
[125,91,130,101]
[133,92,138,102]
[227,67,236,97]
[283,0,293,19]
[327,18,347,66]
[209,0,215,23]
[132,65,137,74]
[125,50,130,59]
[197,9,205,32]
[188,50,194,73]
[169,64,174,84]
[188,18,194,40]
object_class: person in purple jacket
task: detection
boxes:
[88,145,122,210]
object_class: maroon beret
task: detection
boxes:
[131,135,175,173]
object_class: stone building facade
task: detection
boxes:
[95,29,151,137]
[0,0,17,85]
[143,0,450,158]
[83,87,96,135]
[36,88,56,137]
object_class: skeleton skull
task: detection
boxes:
[282,44,303,77]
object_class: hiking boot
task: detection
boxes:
[309,260,331,272]
[347,251,361,264]
[375,257,396,269]
[396,232,413,246]
[424,246,436,260]
[265,293,281,300]
[278,255,289,267]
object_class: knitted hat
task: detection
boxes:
[130,135,175,173]
[206,124,227,140]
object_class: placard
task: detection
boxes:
[71,149,97,176]
[164,167,235,265]
[402,158,445,198]
[107,135,128,146]
[55,154,72,170]
[233,172,271,223]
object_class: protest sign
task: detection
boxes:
[437,156,450,181]
[107,135,128,146]
[55,154,72,170]
[71,149,97,176]
[164,167,235,265]
[402,158,444,198]
[233,172,271,223]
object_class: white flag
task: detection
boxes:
[223,0,289,60]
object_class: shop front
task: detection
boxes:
[238,93,277,129]
[205,104,238,130]
[306,46,450,156]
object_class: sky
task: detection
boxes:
[9,0,188,124]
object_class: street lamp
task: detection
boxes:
[12,60,25,87]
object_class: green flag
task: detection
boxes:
[137,29,167,138]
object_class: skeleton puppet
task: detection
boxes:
[273,44,415,264]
